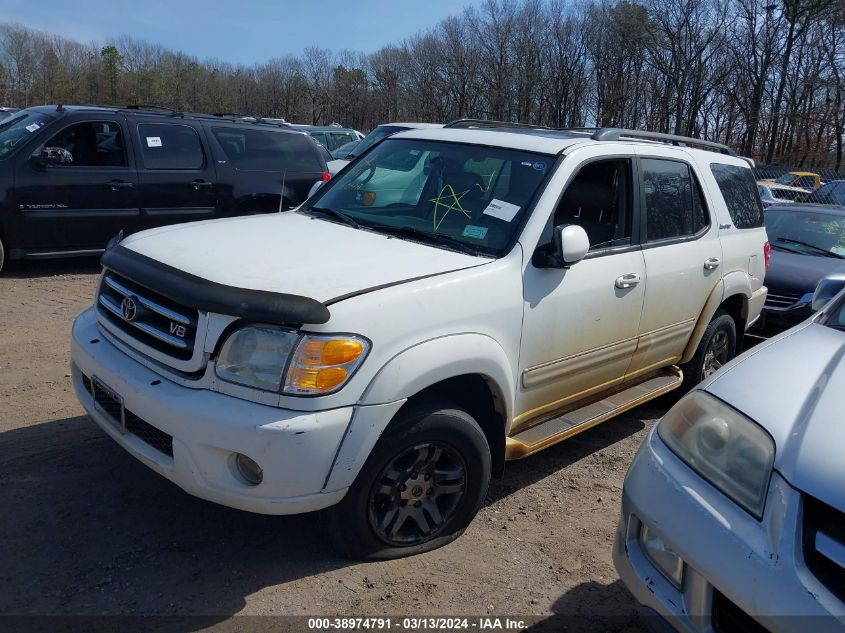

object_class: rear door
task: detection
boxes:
[13,115,139,252]
[625,152,722,379]
[134,120,218,229]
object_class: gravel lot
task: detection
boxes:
[0,258,674,631]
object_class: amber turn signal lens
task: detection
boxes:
[322,339,364,365]
[288,366,349,391]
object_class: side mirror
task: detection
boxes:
[308,180,325,199]
[811,274,845,312]
[31,146,73,167]
[532,224,590,268]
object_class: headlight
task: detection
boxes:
[215,326,369,395]
[657,391,774,519]
[216,326,299,391]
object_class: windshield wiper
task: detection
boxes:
[776,237,844,259]
[307,206,360,229]
[367,224,484,256]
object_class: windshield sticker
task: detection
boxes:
[146,136,162,148]
[482,198,520,222]
[25,123,41,133]
[430,184,471,231]
[532,161,547,171]
[462,225,488,240]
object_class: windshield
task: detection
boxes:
[773,173,799,186]
[305,138,553,256]
[350,125,409,157]
[0,111,54,160]
[765,208,845,258]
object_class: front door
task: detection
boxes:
[134,121,218,229]
[516,157,645,428]
[13,117,139,252]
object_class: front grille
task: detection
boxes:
[81,372,174,458]
[713,590,770,633]
[97,271,198,361]
[803,495,845,602]
[764,292,801,309]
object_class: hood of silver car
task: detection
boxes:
[704,322,845,512]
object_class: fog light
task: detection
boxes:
[234,453,263,485]
[640,523,684,588]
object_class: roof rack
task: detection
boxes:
[124,104,181,116]
[444,118,554,131]
[589,128,736,156]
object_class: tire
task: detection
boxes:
[325,398,491,560]
[681,310,737,390]
[0,235,5,275]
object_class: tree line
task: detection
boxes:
[1,0,843,168]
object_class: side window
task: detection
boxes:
[43,120,126,167]
[831,183,845,205]
[710,163,764,229]
[641,158,708,242]
[138,123,204,170]
[309,132,328,148]
[212,127,322,172]
[553,158,633,250]
[796,176,815,189]
[329,132,353,150]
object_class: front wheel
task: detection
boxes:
[681,310,737,390]
[325,399,491,560]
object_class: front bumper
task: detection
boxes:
[613,427,844,632]
[71,308,355,515]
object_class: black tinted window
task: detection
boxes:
[138,123,204,169]
[642,158,705,241]
[710,163,764,229]
[212,127,322,172]
[44,120,126,167]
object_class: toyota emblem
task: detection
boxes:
[121,296,139,322]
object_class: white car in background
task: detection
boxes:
[327,122,443,175]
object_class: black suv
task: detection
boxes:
[0,105,329,271]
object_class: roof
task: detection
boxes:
[380,122,443,129]
[393,126,750,165]
[767,204,845,215]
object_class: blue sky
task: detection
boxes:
[2,0,482,64]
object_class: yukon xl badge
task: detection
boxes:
[120,296,139,322]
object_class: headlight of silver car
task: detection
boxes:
[215,326,369,395]
[657,390,774,519]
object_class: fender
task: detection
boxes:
[322,333,516,492]
[681,270,753,364]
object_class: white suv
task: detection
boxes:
[70,121,768,559]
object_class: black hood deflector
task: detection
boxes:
[101,245,330,325]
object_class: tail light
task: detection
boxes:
[322,171,331,182]
[763,241,771,270]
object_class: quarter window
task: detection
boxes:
[138,123,204,170]
[642,158,708,241]
[42,120,126,167]
[710,163,764,229]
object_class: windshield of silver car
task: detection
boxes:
[304,138,553,256]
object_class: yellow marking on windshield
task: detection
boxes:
[430,184,471,231]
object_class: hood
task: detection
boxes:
[704,323,845,512]
[119,212,488,304]
[765,249,845,298]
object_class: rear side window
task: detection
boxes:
[212,127,322,172]
[710,163,764,229]
[641,158,709,241]
[138,123,204,170]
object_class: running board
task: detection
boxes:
[505,367,683,460]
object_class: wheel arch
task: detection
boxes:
[681,273,752,364]
[323,334,515,491]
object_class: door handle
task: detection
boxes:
[615,273,641,289]
[107,180,133,190]
[704,257,721,270]
[191,180,213,190]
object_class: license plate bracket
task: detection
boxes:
[91,376,126,433]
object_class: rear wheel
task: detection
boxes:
[681,310,737,389]
[325,399,491,560]
[0,235,5,274]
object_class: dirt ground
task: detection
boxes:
[0,258,675,631]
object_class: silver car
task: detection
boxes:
[613,277,845,632]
